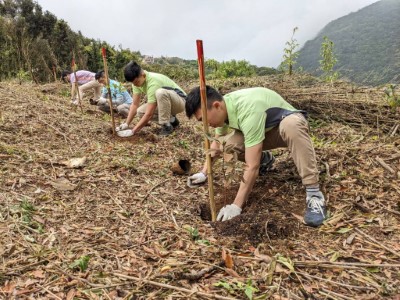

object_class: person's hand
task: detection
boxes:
[217,204,242,221]
[116,123,129,132]
[117,129,134,138]
[188,172,207,184]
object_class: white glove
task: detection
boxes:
[217,204,242,221]
[188,172,207,184]
[116,123,129,132]
[117,129,134,137]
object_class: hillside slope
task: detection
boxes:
[297,0,400,86]
[0,77,399,298]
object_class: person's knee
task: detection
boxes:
[118,109,129,118]
[117,105,129,117]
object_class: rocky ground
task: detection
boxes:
[0,75,399,299]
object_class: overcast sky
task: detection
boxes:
[36,0,379,68]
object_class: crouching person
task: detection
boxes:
[95,71,132,118]
[116,61,186,137]
[186,86,326,227]
[61,70,101,105]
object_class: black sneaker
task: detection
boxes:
[159,123,174,136]
[259,151,275,176]
[170,116,180,128]
[304,192,327,227]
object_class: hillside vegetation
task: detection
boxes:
[297,0,400,86]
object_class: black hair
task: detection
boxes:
[95,70,105,80]
[185,85,223,118]
[61,70,71,82]
[124,61,142,82]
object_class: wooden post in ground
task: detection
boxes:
[52,65,57,82]
[101,47,116,135]
[196,40,216,221]
[71,53,83,113]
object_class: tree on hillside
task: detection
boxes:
[213,60,255,79]
[0,0,142,82]
[205,59,220,78]
[319,36,339,84]
[279,27,300,76]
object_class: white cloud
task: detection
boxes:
[36,0,379,67]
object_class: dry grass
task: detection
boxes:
[0,76,399,299]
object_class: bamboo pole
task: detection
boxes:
[52,65,57,82]
[71,52,83,113]
[196,40,216,221]
[101,47,116,135]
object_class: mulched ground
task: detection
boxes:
[1,75,399,300]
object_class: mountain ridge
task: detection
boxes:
[297,0,400,86]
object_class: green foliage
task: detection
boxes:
[384,84,400,110]
[319,36,339,84]
[214,279,259,299]
[17,69,30,84]
[183,225,200,241]
[69,255,90,272]
[298,0,400,86]
[213,60,256,79]
[20,199,35,223]
[279,27,300,76]
[0,0,141,82]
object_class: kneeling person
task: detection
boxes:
[116,61,186,137]
[95,71,132,118]
[186,86,327,227]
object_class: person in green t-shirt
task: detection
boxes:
[185,86,326,227]
[116,61,186,137]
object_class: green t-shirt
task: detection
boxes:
[132,71,186,104]
[215,87,298,148]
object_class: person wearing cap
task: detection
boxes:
[94,71,132,117]
[185,86,326,227]
[61,70,102,105]
[116,61,186,137]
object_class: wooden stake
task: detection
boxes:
[101,47,116,135]
[196,40,216,221]
[71,52,83,113]
[52,65,57,82]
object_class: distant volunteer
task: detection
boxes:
[185,86,326,227]
[61,70,101,105]
[116,61,186,137]
[94,71,132,118]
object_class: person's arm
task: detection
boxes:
[133,102,156,133]
[232,142,263,208]
[125,94,141,125]
[201,139,221,174]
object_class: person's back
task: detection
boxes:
[95,71,132,118]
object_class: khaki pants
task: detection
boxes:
[97,99,131,118]
[225,113,319,185]
[79,79,102,101]
[137,88,185,124]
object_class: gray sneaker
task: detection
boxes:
[304,191,327,227]
[259,151,275,176]
[170,116,180,128]
[159,123,174,136]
